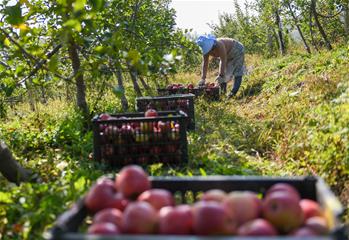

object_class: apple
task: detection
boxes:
[223,191,262,226]
[265,183,301,201]
[145,109,158,118]
[169,128,180,141]
[93,208,123,229]
[102,145,114,157]
[159,205,193,235]
[290,227,318,236]
[188,83,194,89]
[140,122,153,133]
[87,222,120,235]
[305,216,329,235]
[122,201,158,234]
[300,199,324,220]
[115,165,151,199]
[165,144,178,153]
[85,178,128,213]
[99,113,111,121]
[157,121,168,132]
[135,132,149,143]
[137,189,175,211]
[201,189,227,202]
[262,190,304,233]
[192,201,235,235]
[137,156,150,164]
[237,219,278,236]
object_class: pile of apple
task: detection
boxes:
[137,100,190,117]
[98,109,182,164]
[166,83,194,91]
[85,165,330,237]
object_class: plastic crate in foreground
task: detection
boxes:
[50,176,347,240]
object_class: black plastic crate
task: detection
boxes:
[50,176,347,240]
[157,86,220,101]
[136,94,195,130]
[92,111,189,167]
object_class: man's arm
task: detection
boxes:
[217,41,227,77]
[201,54,209,80]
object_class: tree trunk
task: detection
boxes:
[309,11,320,52]
[26,81,36,112]
[127,64,142,97]
[0,141,33,184]
[344,1,349,38]
[40,85,47,104]
[116,69,129,111]
[267,27,274,56]
[286,1,311,54]
[275,9,286,55]
[311,0,332,50]
[68,36,89,117]
[139,76,151,92]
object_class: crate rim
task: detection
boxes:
[136,94,195,100]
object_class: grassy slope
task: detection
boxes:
[0,46,348,239]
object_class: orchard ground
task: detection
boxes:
[0,46,348,239]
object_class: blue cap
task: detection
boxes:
[196,34,216,55]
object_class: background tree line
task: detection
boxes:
[211,0,349,56]
[0,0,199,122]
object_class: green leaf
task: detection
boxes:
[5,3,24,25]
[64,19,82,32]
[112,85,124,98]
[48,55,59,72]
[127,49,141,65]
[0,192,12,204]
[89,0,104,10]
[199,168,207,176]
[74,0,86,12]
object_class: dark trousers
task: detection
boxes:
[220,76,243,96]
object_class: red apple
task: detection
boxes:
[115,165,151,199]
[150,146,162,155]
[237,219,278,236]
[265,183,301,201]
[99,113,112,121]
[201,189,227,202]
[137,156,150,164]
[145,109,158,118]
[85,178,128,213]
[192,201,235,235]
[122,201,158,234]
[159,205,193,235]
[157,121,168,132]
[187,83,194,89]
[93,208,123,229]
[290,227,318,236]
[223,191,262,226]
[87,222,120,235]
[300,199,324,220]
[138,189,175,211]
[262,191,304,233]
[305,216,329,235]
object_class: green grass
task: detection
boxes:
[0,46,348,239]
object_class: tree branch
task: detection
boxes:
[17,44,63,86]
[0,27,37,62]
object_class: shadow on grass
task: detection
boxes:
[235,80,266,100]
[185,101,272,176]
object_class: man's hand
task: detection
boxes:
[198,79,206,86]
[215,75,225,84]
